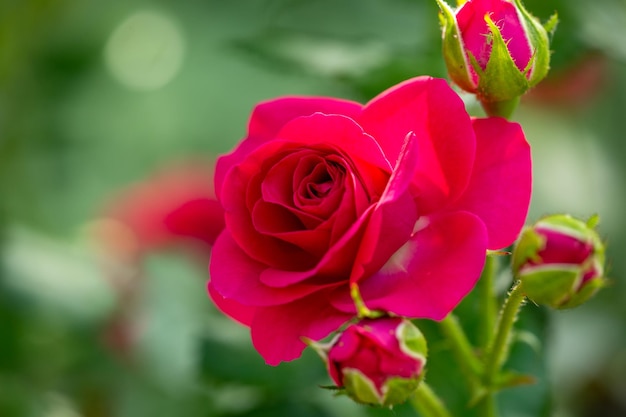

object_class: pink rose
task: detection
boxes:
[209,76,531,365]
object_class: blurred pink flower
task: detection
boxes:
[210,76,532,365]
[103,160,225,256]
[95,159,233,356]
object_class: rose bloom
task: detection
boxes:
[209,76,531,365]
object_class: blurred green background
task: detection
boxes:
[1,0,625,416]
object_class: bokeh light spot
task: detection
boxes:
[104,10,185,91]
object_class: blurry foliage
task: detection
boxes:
[1,0,625,416]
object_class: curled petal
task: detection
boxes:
[351,132,420,282]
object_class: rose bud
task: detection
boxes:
[318,317,427,407]
[512,214,606,309]
[436,0,557,116]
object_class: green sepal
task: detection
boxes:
[519,266,581,308]
[398,320,428,359]
[512,0,555,87]
[304,337,331,363]
[477,14,530,103]
[494,370,536,389]
[435,0,476,92]
[342,368,384,406]
[512,226,545,275]
[382,376,422,407]
[559,276,607,309]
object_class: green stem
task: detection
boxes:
[483,282,526,386]
[410,382,453,417]
[480,96,520,119]
[479,255,498,349]
[475,394,497,417]
[439,314,482,391]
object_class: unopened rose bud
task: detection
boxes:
[316,317,427,407]
[436,0,557,116]
[512,214,606,309]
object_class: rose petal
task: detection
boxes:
[351,132,420,282]
[215,97,363,199]
[207,281,255,326]
[276,113,391,175]
[360,77,476,214]
[210,231,322,305]
[221,144,317,270]
[340,211,488,320]
[258,206,371,288]
[250,293,353,365]
[249,97,363,143]
[252,200,331,256]
[449,117,531,249]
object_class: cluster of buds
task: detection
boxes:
[512,214,606,309]
[312,317,427,407]
[436,0,557,116]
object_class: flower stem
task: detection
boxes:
[475,394,497,417]
[483,282,526,386]
[438,314,482,391]
[480,96,520,119]
[479,255,498,349]
[411,382,453,417]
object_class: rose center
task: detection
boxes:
[299,160,344,203]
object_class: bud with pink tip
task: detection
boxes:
[512,214,606,309]
[436,0,557,117]
[314,317,427,406]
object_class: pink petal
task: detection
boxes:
[341,211,488,320]
[207,281,255,326]
[351,132,420,282]
[215,97,362,199]
[249,97,363,143]
[360,77,476,214]
[250,293,353,365]
[258,206,371,288]
[209,231,322,305]
[450,117,531,249]
[221,146,318,271]
[275,113,391,174]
